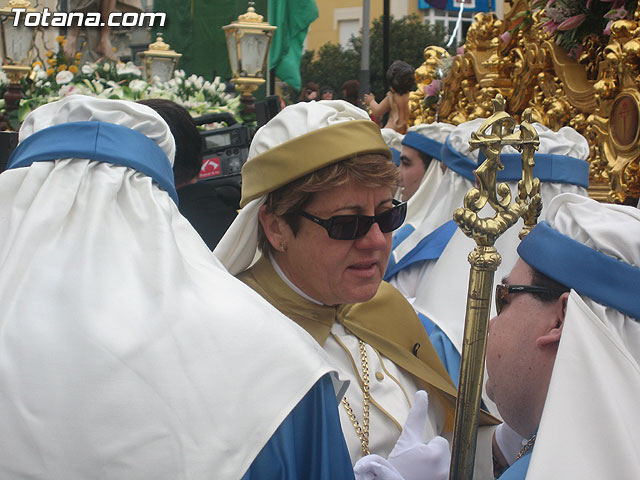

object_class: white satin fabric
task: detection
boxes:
[527,194,640,479]
[380,127,404,152]
[250,99,372,156]
[0,95,336,480]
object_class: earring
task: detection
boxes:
[279,242,287,252]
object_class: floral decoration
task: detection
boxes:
[44,35,83,77]
[11,59,244,129]
[0,35,247,130]
[423,55,454,109]
[533,0,638,57]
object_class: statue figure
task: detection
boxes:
[64,0,142,61]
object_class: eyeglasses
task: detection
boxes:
[299,199,407,240]
[495,283,565,315]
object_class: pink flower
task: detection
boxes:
[605,6,628,20]
[543,19,560,35]
[557,13,586,31]
[603,19,613,35]
[456,46,465,55]
[545,0,555,8]
[500,31,512,43]
[586,0,593,7]
[424,79,441,97]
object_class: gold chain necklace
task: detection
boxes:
[515,434,537,460]
[341,339,371,456]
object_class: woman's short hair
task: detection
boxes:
[258,153,398,254]
[387,60,415,95]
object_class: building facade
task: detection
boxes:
[306,0,502,52]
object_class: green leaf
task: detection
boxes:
[17,102,33,123]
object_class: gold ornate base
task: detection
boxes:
[232,77,265,98]
[2,65,31,84]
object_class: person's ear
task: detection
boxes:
[259,205,289,251]
[536,292,569,348]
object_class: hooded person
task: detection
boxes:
[385,122,456,304]
[215,99,497,480]
[409,120,590,469]
[487,193,640,479]
[412,120,589,390]
[0,95,354,480]
[380,127,404,167]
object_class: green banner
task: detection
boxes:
[153,0,268,89]
[268,0,318,91]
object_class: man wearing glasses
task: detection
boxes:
[486,193,640,479]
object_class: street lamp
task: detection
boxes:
[222,1,276,110]
[0,0,36,128]
[139,33,182,83]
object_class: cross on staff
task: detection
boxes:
[449,94,541,480]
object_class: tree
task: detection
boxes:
[289,14,448,104]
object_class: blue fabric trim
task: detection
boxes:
[390,147,401,166]
[402,131,443,160]
[498,450,531,479]
[441,137,477,182]
[7,121,178,204]
[384,220,458,281]
[518,222,640,320]
[418,312,436,336]
[242,374,354,480]
[428,324,462,389]
[391,223,415,250]
[478,152,589,187]
[443,137,589,187]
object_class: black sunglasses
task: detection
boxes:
[495,283,565,315]
[299,199,407,240]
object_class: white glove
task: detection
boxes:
[387,390,450,480]
[494,422,526,466]
[354,454,404,480]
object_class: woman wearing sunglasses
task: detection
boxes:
[215,100,496,479]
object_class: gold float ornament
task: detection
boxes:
[407,46,450,126]
[449,94,540,480]
[409,0,640,204]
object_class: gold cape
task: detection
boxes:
[238,256,497,430]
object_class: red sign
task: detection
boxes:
[199,157,222,179]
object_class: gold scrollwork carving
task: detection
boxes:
[453,95,540,246]
[409,0,640,204]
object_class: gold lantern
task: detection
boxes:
[0,0,36,83]
[222,1,277,97]
[139,33,182,83]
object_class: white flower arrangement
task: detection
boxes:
[8,60,246,128]
[56,70,73,85]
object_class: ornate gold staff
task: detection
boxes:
[449,96,540,479]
